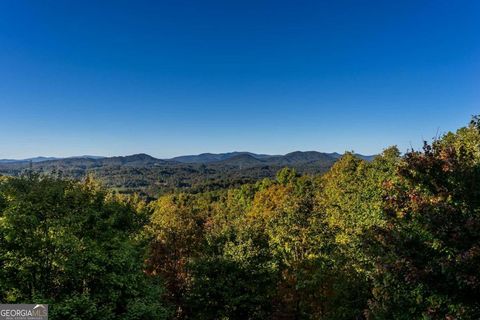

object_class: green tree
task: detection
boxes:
[184,235,277,320]
[0,174,170,320]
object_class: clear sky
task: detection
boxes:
[0,0,478,159]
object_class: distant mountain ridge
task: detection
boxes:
[0,157,58,164]
[170,152,274,163]
[0,155,104,164]
[0,151,377,197]
[0,151,376,165]
[169,151,375,165]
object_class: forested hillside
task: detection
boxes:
[0,151,343,197]
[1,118,479,319]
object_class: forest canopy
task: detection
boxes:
[1,117,479,319]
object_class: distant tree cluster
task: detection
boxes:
[0,117,479,319]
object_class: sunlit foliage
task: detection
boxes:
[1,118,479,319]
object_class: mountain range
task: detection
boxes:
[0,155,105,164]
[0,151,375,197]
[0,151,375,165]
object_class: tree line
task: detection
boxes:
[0,117,479,319]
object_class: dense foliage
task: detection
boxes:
[0,175,171,319]
[1,118,479,319]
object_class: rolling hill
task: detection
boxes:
[0,151,375,197]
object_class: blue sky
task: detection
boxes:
[0,0,478,158]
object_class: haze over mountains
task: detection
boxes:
[0,155,105,164]
[0,151,375,197]
[0,151,375,165]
